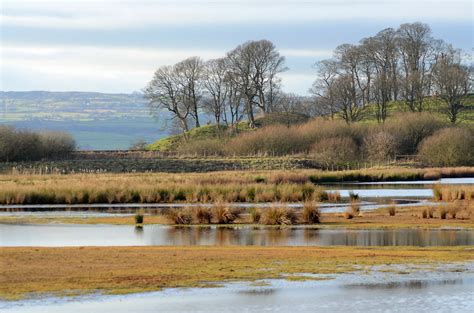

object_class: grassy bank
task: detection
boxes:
[1,246,473,300]
[0,167,472,205]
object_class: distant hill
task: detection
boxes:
[0,91,168,150]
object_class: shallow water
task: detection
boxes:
[1,224,472,247]
[2,267,473,313]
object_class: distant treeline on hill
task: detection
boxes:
[0,126,76,162]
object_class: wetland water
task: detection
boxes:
[2,267,473,313]
[1,224,472,247]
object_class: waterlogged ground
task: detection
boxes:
[2,264,473,313]
[1,224,473,247]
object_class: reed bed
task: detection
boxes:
[432,184,474,201]
[0,167,472,205]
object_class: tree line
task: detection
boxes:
[144,22,472,132]
[311,22,472,124]
[0,126,76,162]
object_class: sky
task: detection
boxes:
[1,0,472,95]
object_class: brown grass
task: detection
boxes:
[0,167,473,205]
[1,246,473,300]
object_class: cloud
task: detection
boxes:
[1,43,319,93]
[2,0,472,30]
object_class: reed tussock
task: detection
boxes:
[166,208,193,225]
[213,204,239,224]
[301,202,321,224]
[432,185,473,201]
[194,207,213,224]
[263,207,298,225]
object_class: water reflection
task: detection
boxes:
[1,224,472,247]
[344,279,465,290]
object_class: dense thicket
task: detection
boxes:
[0,126,76,162]
[174,112,473,167]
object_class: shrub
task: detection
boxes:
[166,208,193,225]
[311,136,359,166]
[263,207,298,225]
[302,202,321,224]
[0,126,75,162]
[227,125,305,156]
[418,128,474,167]
[384,112,445,155]
[134,210,144,224]
[363,130,397,162]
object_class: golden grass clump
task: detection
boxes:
[301,202,321,224]
[166,208,193,225]
[249,207,262,223]
[263,207,298,225]
[345,203,360,219]
[213,204,239,224]
[194,207,213,224]
[387,206,396,217]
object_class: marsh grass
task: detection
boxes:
[213,204,239,224]
[263,207,298,225]
[387,206,397,217]
[0,167,472,205]
[194,207,213,224]
[166,208,193,225]
[134,209,144,225]
[433,185,473,201]
[301,202,321,224]
[249,207,262,223]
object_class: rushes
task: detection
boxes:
[432,185,473,201]
[194,207,213,224]
[301,202,321,224]
[249,207,262,223]
[387,206,396,217]
[344,203,360,219]
[263,207,298,225]
[166,208,193,225]
[213,205,239,224]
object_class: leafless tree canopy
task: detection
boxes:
[145,24,471,133]
[144,39,286,134]
[310,22,471,123]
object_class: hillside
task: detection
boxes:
[0,91,167,150]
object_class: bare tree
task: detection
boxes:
[397,22,441,112]
[333,75,363,123]
[202,58,228,127]
[310,59,339,119]
[362,28,399,122]
[274,92,304,127]
[144,65,192,133]
[227,42,258,127]
[175,57,204,128]
[251,40,287,113]
[227,40,286,127]
[431,47,472,124]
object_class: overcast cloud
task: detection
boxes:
[1,0,472,94]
